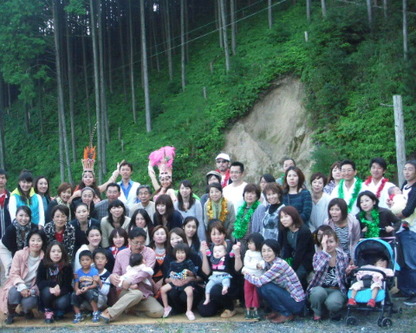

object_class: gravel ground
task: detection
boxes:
[2,301,415,333]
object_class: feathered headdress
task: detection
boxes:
[81,123,97,174]
[148,146,176,177]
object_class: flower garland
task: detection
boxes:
[338,177,363,212]
[232,201,260,240]
[359,209,380,238]
[364,177,389,198]
[207,198,228,222]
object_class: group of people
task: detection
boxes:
[0,145,415,326]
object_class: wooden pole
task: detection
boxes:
[393,95,406,186]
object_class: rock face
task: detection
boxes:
[222,76,314,183]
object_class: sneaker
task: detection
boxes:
[163,306,172,318]
[251,310,260,320]
[185,311,195,321]
[73,313,84,324]
[367,299,376,308]
[245,309,252,319]
[92,311,100,323]
[347,298,357,307]
[44,310,54,324]
[404,295,416,306]
[220,309,236,318]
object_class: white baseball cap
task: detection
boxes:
[215,153,230,161]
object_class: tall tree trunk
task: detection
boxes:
[128,0,137,123]
[107,19,113,94]
[65,12,77,164]
[216,0,223,48]
[219,0,230,72]
[306,0,311,23]
[403,0,408,60]
[98,0,108,173]
[321,0,327,18]
[90,0,103,183]
[150,10,160,72]
[117,0,128,101]
[230,0,236,55]
[383,0,387,18]
[140,0,151,132]
[268,0,273,29]
[53,0,72,183]
[366,0,372,28]
[81,31,92,133]
[180,0,186,91]
[0,73,5,168]
[163,0,173,80]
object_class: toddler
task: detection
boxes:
[347,256,394,308]
[241,233,265,320]
[203,243,233,305]
[160,243,197,321]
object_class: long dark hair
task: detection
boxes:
[167,227,186,256]
[34,176,51,200]
[177,180,195,211]
[183,216,201,252]
[154,194,175,226]
[78,170,101,199]
[129,209,152,231]
[17,170,33,204]
[43,241,69,268]
[283,166,305,193]
[107,199,127,227]
[149,225,169,250]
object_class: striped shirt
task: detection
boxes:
[244,257,305,302]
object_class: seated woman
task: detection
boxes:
[243,239,305,324]
[307,228,352,321]
[356,190,401,238]
[71,202,100,256]
[197,220,242,318]
[46,182,73,223]
[153,194,183,231]
[0,230,47,324]
[0,206,37,278]
[278,206,315,287]
[251,183,285,241]
[324,198,361,259]
[162,228,204,315]
[126,208,154,245]
[203,183,235,239]
[174,180,205,241]
[36,241,73,323]
[100,199,130,248]
[149,226,169,293]
[107,227,129,260]
[44,205,77,260]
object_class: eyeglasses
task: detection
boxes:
[130,240,145,246]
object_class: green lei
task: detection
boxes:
[359,209,380,238]
[232,201,260,240]
[338,177,363,212]
[284,257,294,267]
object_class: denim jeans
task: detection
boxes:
[397,230,416,295]
[258,283,304,316]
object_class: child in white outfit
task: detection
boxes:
[118,253,153,288]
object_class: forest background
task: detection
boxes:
[0,0,415,192]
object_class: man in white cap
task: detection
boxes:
[215,153,232,188]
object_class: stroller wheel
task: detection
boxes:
[378,317,393,328]
[345,316,357,326]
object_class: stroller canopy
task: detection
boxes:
[353,238,400,271]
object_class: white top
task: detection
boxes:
[223,182,248,215]
[362,177,395,209]
[118,181,141,207]
[241,250,264,276]
[331,178,362,215]
[310,192,331,232]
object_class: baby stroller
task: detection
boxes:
[345,237,400,328]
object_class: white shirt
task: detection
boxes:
[362,177,395,209]
[223,181,247,214]
[331,178,362,216]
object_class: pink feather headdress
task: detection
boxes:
[148,146,176,177]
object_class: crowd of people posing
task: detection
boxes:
[0,152,415,326]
